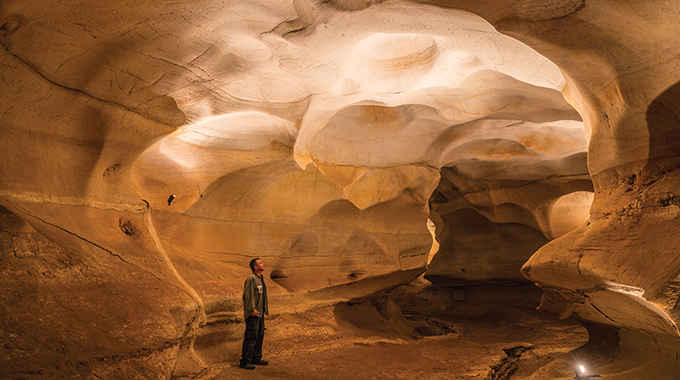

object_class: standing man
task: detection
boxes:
[240,258,269,370]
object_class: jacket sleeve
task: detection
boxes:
[242,276,257,318]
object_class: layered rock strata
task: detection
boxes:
[3,0,672,378]
[407,0,680,378]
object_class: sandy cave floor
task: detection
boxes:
[182,300,588,380]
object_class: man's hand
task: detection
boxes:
[251,310,259,316]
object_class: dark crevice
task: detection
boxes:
[404,315,458,337]
[260,16,313,38]
[590,303,617,324]
[486,343,534,380]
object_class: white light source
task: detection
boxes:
[575,364,601,378]
[578,364,586,375]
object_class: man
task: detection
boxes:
[240,258,269,370]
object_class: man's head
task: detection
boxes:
[249,258,265,274]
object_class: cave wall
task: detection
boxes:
[1,0,678,378]
[411,0,680,378]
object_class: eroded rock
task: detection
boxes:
[3,0,679,378]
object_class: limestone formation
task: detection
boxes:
[415,0,680,378]
[1,0,678,379]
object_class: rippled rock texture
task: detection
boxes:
[1,0,679,378]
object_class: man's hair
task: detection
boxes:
[249,258,260,272]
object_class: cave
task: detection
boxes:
[2,0,680,379]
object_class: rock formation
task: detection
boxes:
[1,0,678,378]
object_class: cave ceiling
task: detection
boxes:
[2,0,680,378]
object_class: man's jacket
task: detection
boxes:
[242,273,268,320]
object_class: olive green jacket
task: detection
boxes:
[242,273,268,320]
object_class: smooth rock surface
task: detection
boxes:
[2,0,679,379]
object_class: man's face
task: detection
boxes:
[254,259,265,273]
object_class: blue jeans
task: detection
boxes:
[240,316,265,364]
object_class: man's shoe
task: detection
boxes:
[239,363,256,370]
[252,359,269,366]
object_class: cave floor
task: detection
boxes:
[183,300,587,380]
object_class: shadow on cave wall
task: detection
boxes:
[425,206,548,286]
[645,81,680,176]
[423,167,573,287]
